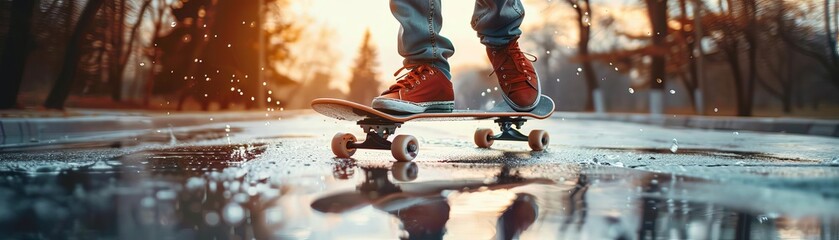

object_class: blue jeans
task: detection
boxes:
[390,0,525,79]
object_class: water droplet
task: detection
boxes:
[628,88,635,94]
[140,197,155,208]
[185,177,206,190]
[733,132,740,135]
[227,44,232,48]
[139,62,145,67]
[204,212,220,226]
[669,90,676,94]
[223,203,244,224]
[656,78,663,83]
[486,88,492,93]
[546,50,551,54]
[156,190,176,200]
[170,21,177,27]
[670,139,679,153]
[714,108,719,113]
[481,92,486,97]
[577,67,583,72]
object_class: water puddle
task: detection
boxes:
[0,150,836,239]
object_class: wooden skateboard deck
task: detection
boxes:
[311,95,555,123]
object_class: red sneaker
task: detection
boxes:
[487,36,541,111]
[372,65,454,114]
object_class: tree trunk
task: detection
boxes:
[743,0,757,117]
[646,0,668,114]
[110,0,151,102]
[144,0,168,107]
[44,0,105,109]
[680,0,699,113]
[826,0,838,65]
[109,0,127,102]
[0,0,37,109]
[568,0,599,112]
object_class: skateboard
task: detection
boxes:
[311,95,555,162]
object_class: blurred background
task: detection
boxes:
[0,0,837,117]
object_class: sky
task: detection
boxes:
[297,0,547,92]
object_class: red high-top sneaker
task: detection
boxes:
[372,65,454,114]
[487,36,541,111]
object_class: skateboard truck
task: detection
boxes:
[474,117,549,152]
[331,118,420,162]
[348,119,401,150]
[491,117,529,141]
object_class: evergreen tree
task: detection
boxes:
[348,29,381,104]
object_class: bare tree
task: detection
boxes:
[645,0,668,114]
[565,0,602,112]
[143,0,172,106]
[44,0,105,109]
[108,0,152,102]
[0,0,36,109]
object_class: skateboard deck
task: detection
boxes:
[311,95,555,123]
[311,95,556,162]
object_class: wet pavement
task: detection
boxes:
[0,112,838,239]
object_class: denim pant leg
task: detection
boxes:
[472,0,525,47]
[390,0,454,79]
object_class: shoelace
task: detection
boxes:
[383,65,436,93]
[489,43,538,93]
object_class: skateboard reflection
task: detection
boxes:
[312,163,552,240]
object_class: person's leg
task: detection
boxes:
[372,0,455,114]
[390,0,454,79]
[472,0,540,112]
[471,0,525,47]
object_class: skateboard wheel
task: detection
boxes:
[331,132,357,158]
[528,130,549,151]
[391,135,419,162]
[474,128,495,148]
[391,162,418,182]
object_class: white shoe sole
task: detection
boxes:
[371,98,454,114]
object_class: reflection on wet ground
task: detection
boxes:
[0,140,836,240]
